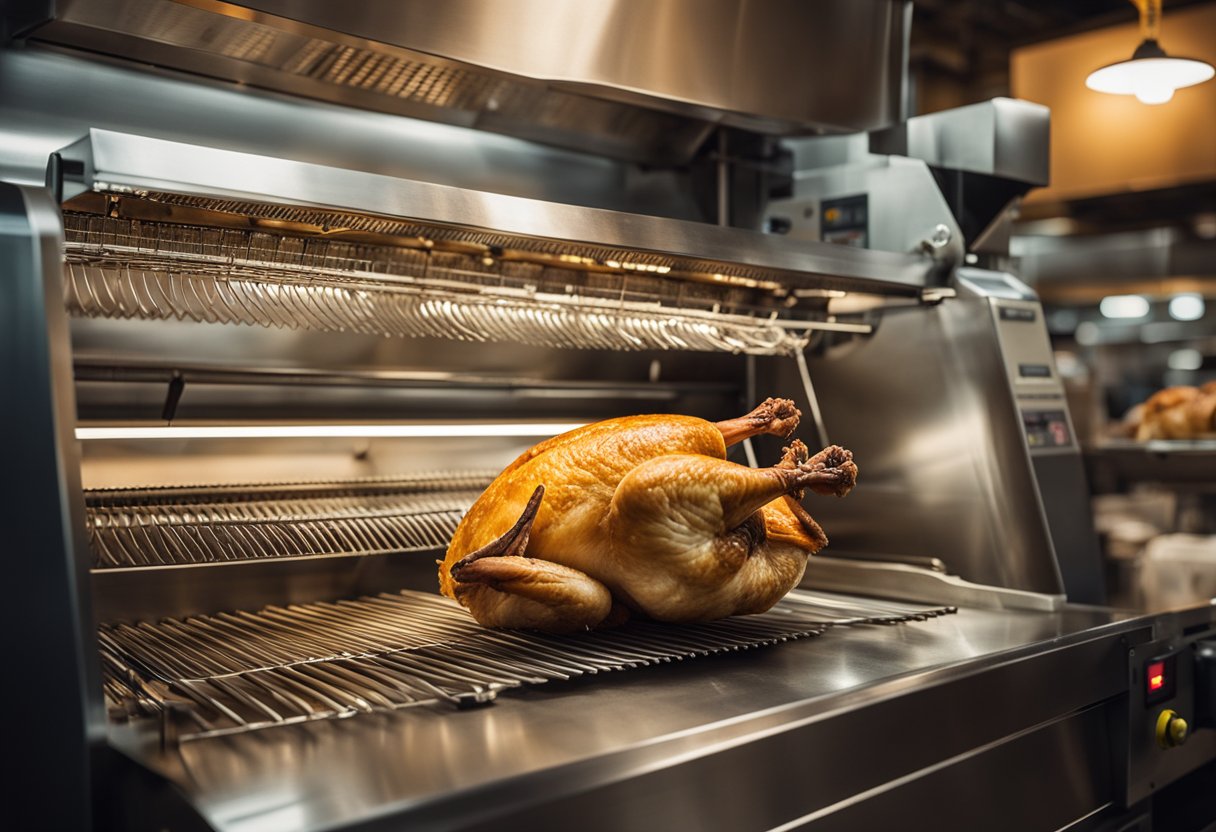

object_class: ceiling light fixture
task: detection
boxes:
[1085,0,1214,105]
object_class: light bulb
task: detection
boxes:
[1099,294,1150,319]
[1134,83,1174,104]
[1168,294,1205,321]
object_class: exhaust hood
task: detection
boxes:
[14,0,910,164]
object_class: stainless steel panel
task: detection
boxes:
[0,183,103,830]
[870,98,1050,186]
[235,0,910,132]
[28,0,909,157]
[1125,620,1216,804]
[108,604,1140,832]
[0,48,694,216]
[764,137,965,259]
[764,293,1064,594]
[1014,227,1216,284]
[786,705,1115,831]
[803,557,1066,611]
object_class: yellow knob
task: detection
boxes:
[1170,716,1189,746]
[1156,709,1189,749]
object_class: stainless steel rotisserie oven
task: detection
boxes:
[4,2,1216,831]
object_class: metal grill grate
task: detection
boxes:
[101,589,956,742]
[61,214,869,356]
[86,473,494,568]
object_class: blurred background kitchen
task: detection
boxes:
[909,0,1216,611]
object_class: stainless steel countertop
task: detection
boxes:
[111,601,1141,832]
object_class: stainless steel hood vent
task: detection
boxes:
[18,0,911,164]
[53,129,935,294]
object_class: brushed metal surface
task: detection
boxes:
[30,0,909,155]
[764,135,965,260]
[106,603,1141,832]
[870,98,1050,186]
[762,277,1066,595]
[1126,626,1216,806]
[232,0,910,132]
[786,704,1115,831]
[0,48,694,216]
[54,128,935,291]
[0,184,103,830]
[803,557,1066,611]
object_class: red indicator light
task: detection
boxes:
[1147,661,1166,692]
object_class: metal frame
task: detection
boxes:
[53,129,938,293]
[0,182,102,830]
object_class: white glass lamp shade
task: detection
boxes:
[1086,40,1215,104]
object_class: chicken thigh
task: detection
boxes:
[439,398,857,632]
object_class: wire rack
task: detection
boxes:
[62,214,867,356]
[101,588,956,742]
[86,473,494,568]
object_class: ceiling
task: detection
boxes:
[909,0,1211,114]
[910,0,1216,231]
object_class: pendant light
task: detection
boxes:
[1085,0,1214,104]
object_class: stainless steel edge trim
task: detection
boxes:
[2,182,103,830]
[58,129,934,290]
[804,557,1068,611]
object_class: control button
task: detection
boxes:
[1156,709,1189,749]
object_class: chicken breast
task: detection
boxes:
[439,398,857,632]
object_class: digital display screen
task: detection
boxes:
[1021,410,1072,449]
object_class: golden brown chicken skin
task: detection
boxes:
[1137,385,1216,440]
[439,398,857,633]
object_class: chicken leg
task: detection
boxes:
[606,445,856,620]
[715,397,802,446]
[449,486,615,632]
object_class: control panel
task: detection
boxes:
[1125,627,1216,805]
[989,295,1076,454]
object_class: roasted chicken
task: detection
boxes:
[439,398,857,632]
[1135,382,1216,440]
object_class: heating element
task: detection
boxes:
[101,587,956,743]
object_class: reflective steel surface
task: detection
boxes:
[27,0,909,159]
[111,602,1136,831]
[869,98,1050,186]
[766,272,1067,597]
[55,128,936,291]
[0,48,693,216]
[1,183,104,830]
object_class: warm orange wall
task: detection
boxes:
[1011,2,1216,203]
